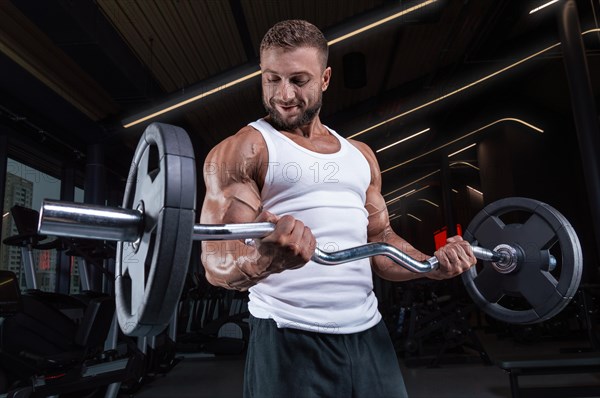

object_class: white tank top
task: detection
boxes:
[247,118,381,334]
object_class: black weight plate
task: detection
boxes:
[462,197,582,325]
[116,123,196,337]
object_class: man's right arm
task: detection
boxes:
[200,127,316,290]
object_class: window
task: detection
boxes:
[67,186,86,294]
[75,187,84,203]
[1,158,61,292]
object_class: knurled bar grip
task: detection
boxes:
[39,200,508,274]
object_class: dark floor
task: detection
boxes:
[129,329,600,398]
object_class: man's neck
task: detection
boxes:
[266,115,327,139]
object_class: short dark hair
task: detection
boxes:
[260,20,328,69]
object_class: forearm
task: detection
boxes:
[371,231,432,282]
[201,240,270,290]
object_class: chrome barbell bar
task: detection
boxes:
[39,200,522,274]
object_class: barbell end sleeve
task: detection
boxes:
[471,245,506,263]
[38,199,143,242]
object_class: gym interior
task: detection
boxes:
[1,0,599,397]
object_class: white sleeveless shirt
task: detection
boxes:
[247,118,381,334]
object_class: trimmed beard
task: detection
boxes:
[263,96,322,131]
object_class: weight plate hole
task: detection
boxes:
[497,210,533,225]
[121,272,132,311]
[144,230,158,280]
[147,144,160,182]
[498,295,530,310]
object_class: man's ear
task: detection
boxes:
[322,67,332,91]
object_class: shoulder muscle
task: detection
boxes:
[201,127,267,223]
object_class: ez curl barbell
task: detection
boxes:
[37,123,582,336]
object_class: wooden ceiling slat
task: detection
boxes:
[145,1,199,86]
[242,0,294,55]
[99,0,247,93]
[98,0,179,92]
[179,1,220,77]
[190,1,229,69]
[160,2,206,82]
[240,0,259,54]
[131,1,190,91]
[289,0,305,21]
[207,1,248,64]
[189,1,246,70]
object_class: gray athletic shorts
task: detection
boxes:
[243,316,409,398]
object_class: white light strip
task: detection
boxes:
[582,28,600,36]
[386,189,416,205]
[408,185,430,197]
[467,185,483,196]
[347,42,559,139]
[123,0,438,129]
[591,2,600,44]
[328,0,438,45]
[376,128,430,153]
[383,170,440,198]
[390,214,402,221]
[123,70,261,128]
[2,212,9,219]
[450,161,480,170]
[419,198,439,207]
[448,143,477,158]
[381,118,543,174]
[452,189,459,194]
[529,0,560,14]
[386,185,430,205]
[408,213,422,222]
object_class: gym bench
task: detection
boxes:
[496,353,600,398]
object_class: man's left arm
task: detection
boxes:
[350,140,476,281]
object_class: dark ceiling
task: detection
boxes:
[1,0,599,230]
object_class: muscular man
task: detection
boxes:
[201,20,476,398]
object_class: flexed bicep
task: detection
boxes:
[201,131,265,225]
